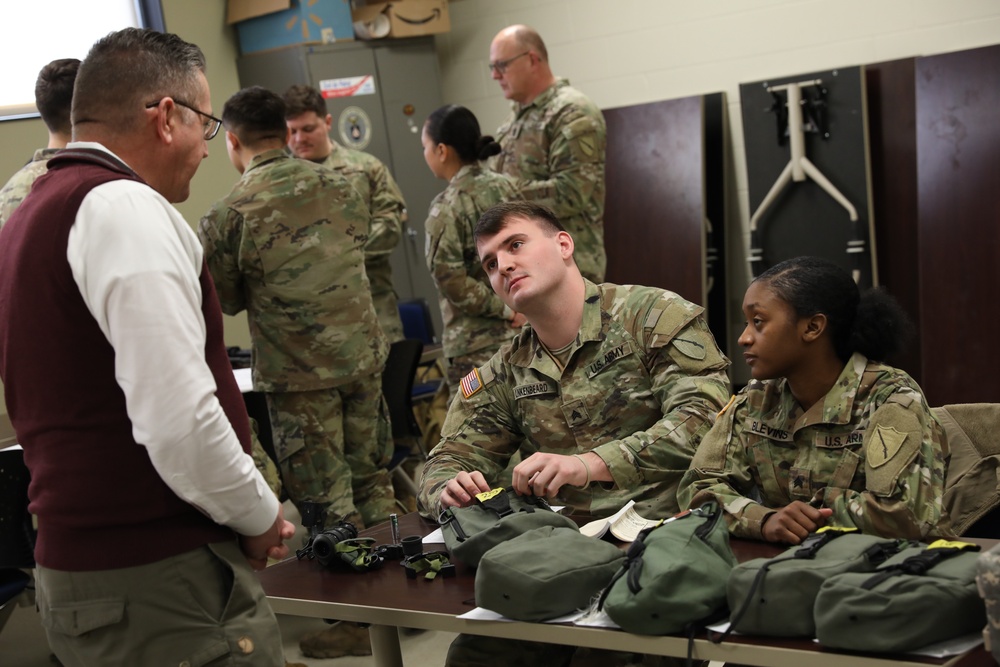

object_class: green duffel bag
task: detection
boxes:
[815,539,987,652]
[475,525,625,621]
[438,487,577,568]
[599,502,736,635]
[726,528,910,637]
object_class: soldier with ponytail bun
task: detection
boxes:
[421,104,521,398]
[680,256,954,544]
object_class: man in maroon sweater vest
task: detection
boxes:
[0,29,294,666]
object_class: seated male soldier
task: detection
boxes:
[418,201,731,667]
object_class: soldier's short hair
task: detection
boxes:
[475,201,565,242]
[72,28,206,135]
[223,86,287,147]
[35,58,80,136]
[283,84,327,119]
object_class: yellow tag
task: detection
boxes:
[717,394,737,418]
[816,526,859,534]
[475,488,503,503]
[928,539,977,550]
[867,425,907,468]
[578,134,596,157]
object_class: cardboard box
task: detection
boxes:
[227,0,355,55]
[351,0,450,40]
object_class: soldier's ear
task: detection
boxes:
[801,313,827,342]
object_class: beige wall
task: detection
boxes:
[436,0,1000,362]
[0,0,998,429]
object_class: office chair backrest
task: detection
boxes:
[935,403,1000,537]
[397,299,438,346]
[0,447,35,569]
[382,339,424,440]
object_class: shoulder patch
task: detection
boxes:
[647,298,703,338]
[867,424,907,468]
[460,368,485,400]
[671,337,707,360]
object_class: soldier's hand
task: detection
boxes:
[512,452,586,498]
[440,470,492,509]
[761,501,834,544]
[240,503,296,570]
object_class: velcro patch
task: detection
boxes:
[461,368,485,400]
[867,425,907,468]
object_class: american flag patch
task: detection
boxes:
[460,368,484,399]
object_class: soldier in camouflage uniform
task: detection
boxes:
[0,58,80,228]
[679,256,953,544]
[421,104,521,398]
[489,25,607,283]
[418,201,729,667]
[198,87,396,535]
[284,84,406,342]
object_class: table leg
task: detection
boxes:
[368,624,404,667]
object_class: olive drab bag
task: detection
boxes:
[599,502,736,635]
[437,487,577,567]
[725,528,910,637]
[475,525,625,621]
[815,540,987,652]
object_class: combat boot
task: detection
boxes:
[299,622,372,659]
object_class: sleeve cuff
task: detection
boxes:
[226,473,281,537]
[736,502,776,540]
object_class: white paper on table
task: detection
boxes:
[572,608,620,628]
[457,607,592,625]
[233,367,253,393]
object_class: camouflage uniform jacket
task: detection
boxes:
[424,163,517,359]
[491,78,607,282]
[320,142,405,302]
[679,353,953,541]
[199,148,386,393]
[418,281,731,519]
[0,148,60,229]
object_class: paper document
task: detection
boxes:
[579,500,660,542]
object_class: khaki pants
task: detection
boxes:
[36,540,285,667]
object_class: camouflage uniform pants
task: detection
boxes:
[266,375,396,530]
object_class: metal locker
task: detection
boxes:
[236,37,445,336]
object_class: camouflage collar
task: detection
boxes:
[451,163,486,186]
[516,77,571,113]
[776,352,870,431]
[245,148,291,174]
[508,279,604,373]
[32,147,61,163]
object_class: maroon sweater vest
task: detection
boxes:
[0,148,253,571]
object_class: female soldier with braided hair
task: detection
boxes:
[679,256,953,544]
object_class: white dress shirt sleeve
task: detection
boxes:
[67,177,278,538]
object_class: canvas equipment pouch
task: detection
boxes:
[976,542,1000,663]
[815,540,986,652]
[437,487,577,567]
[725,529,910,637]
[474,525,625,621]
[598,502,737,636]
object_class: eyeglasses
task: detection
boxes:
[145,97,222,140]
[488,51,530,75]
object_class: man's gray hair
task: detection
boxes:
[72,28,206,135]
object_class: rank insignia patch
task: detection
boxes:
[460,368,484,399]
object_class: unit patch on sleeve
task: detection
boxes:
[460,368,484,400]
[867,424,907,468]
